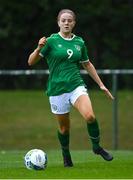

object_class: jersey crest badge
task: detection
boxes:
[58,44,62,48]
[74,45,81,51]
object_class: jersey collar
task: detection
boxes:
[58,32,75,41]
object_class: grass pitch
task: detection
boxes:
[0,150,133,179]
[0,90,133,179]
[0,90,133,150]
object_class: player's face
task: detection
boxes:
[58,13,75,34]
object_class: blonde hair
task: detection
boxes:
[57,9,76,21]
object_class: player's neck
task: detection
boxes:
[59,32,73,39]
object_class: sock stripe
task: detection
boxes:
[89,136,100,140]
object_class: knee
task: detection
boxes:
[84,112,95,123]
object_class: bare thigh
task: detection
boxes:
[73,94,95,122]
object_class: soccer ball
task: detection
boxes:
[24,149,47,170]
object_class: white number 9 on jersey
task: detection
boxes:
[67,49,73,59]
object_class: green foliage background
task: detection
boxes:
[0,0,133,88]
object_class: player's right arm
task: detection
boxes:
[28,37,47,66]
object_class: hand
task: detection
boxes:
[37,37,47,50]
[100,86,114,100]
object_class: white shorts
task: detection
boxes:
[49,86,88,114]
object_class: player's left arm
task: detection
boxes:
[82,61,114,100]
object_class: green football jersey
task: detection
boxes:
[40,33,89,96]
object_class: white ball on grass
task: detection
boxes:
[24,149,47,170]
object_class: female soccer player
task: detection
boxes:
[28,9,114,167]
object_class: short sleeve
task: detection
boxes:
[80,43,89,63]
[39,38,51,58]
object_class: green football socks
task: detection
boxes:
[57,130,71,157]
[87,119,101,150]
